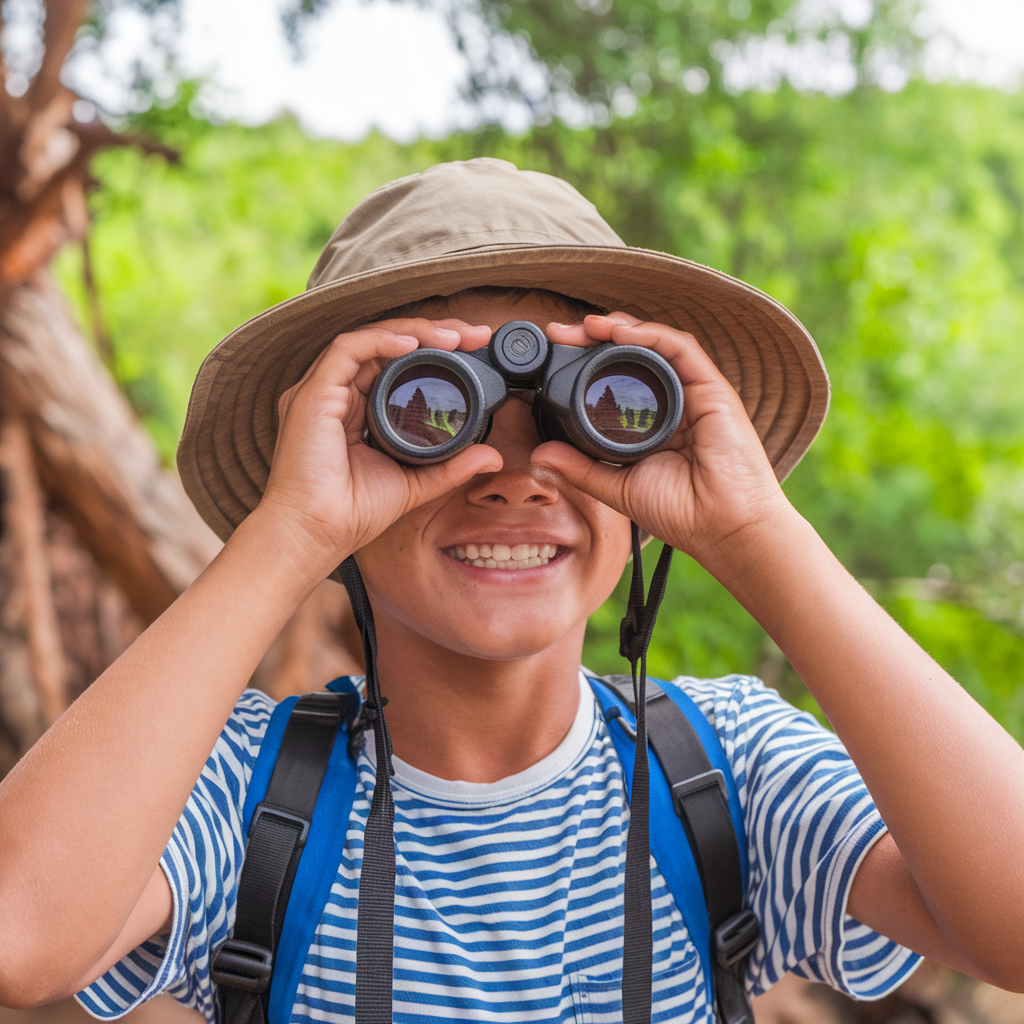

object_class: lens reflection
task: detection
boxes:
[584,364,666,445]
[386,367,469,449]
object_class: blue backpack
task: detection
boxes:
[211,673,760,1024]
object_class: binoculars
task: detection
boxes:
[367,321,684,465]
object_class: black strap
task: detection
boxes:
[339,556,395,1024]
[214,691,348,1024]
[600,675,758,1024]
[618,523,674,1024]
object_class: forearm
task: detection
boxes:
[0,506,325,1000]
[711,509,1024,983]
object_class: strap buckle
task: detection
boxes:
[292,690,346,722]
[714,909,760,969]
[248,802,311,847]
[211,938,273,993]
[671,768,728,812]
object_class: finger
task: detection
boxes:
[279,330,420,443]
[368,317,488,352]
[545,312,642,348]
[544,321,590,347]
[602,318,725,389]
[401,444,503,510]
[296,328,419,395]
[530,441,634,519]
[347,320,490,397]
[427,319,492,352]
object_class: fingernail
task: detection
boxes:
[394,334,418,344]
[438,328,461,342]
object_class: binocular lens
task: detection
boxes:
[583,363,667,445]
[385,366,470,449]
[368,324,682,465]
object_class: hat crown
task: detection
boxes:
[306,158,625,291]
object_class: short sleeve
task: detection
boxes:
[76,689,276,1022]
[668,675,922,1001]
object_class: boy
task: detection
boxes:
[0,158,1022,1024]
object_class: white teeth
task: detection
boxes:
[444,544,561,570]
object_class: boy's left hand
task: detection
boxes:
[535,313,796,578]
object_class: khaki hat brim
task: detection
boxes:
[178,244,829,542]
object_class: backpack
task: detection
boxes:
[211,674,760,1024]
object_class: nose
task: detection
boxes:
[464,398,560,507]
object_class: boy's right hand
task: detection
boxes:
[255,318,502,580]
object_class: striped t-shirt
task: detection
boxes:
[78,671,920,1023]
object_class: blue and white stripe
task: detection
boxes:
[78,673,920,1023]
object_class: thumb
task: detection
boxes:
[403,444,503,509]
[532,441,632,518]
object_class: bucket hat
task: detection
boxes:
[177,157,829,541]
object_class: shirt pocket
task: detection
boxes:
[568,946,708,1024]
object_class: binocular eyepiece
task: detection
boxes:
[367,322,684,466]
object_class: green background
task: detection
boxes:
[54,0,1024,736]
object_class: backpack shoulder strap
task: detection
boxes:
[213,683,360,1024]
[589,674,759,1024]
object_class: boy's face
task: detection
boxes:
[355,290,634,662]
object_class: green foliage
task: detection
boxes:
[54,53,1024,739]
[464,0,922,117]
[56,106,439,456]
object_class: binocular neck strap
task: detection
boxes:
[620,523,675,1024]
[338,525,673,1024]
[338,556,396,1024]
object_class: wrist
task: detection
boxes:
[696,501,823,604]
[228,501,347,602]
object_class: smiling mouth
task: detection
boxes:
[444,543,560,570]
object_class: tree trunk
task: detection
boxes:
[0,276,221,621]
[0,0,359,789]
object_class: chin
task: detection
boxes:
[444,631,571,662]
[425,606,583,662]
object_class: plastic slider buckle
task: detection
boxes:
[603,706,638,742]
[618,608,641,661]
[670,768,728,814]
[714,909,760,969]
[293,691,345,722]
[248,802,310,847]
[211,938,273,993]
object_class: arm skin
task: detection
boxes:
[537,314,1024,993]
[0,319,499,1008]
[722,510,1024,988]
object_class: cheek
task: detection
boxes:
[353,508,430,592]
[585,500,634,562]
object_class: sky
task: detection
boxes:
[6,0,1024,141]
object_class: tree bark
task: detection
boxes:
[0,416,67,724]
[0,276,221,623]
